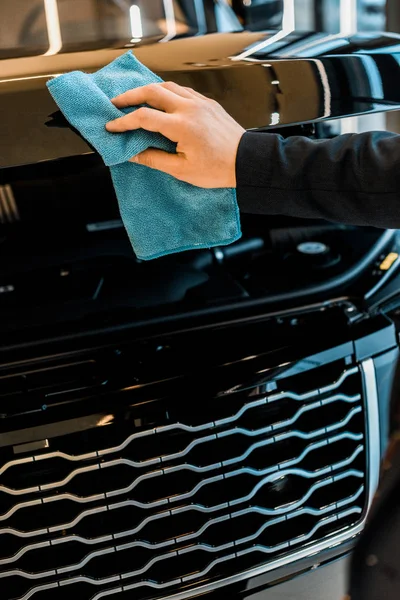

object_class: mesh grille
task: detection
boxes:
[0,354,370,600]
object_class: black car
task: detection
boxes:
[1,2,400,600]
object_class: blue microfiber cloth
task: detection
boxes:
[46,51,241,260]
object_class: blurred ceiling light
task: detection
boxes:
[309,58,331,118]
[0,73,63,83]
[270,112,280,126]
[43,0,62,56]
[232,0,295,61]
[339,0,358,134]
[130,4,143,42]
[340,0,358,34]
[160,0,177,43]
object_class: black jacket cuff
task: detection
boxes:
[235,131,276,214]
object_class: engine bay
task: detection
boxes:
[0,142,397,341]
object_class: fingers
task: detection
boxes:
[184,87,212,101]
[111,83,184,113]
[106,106,179,141]
[161,81,212,102]
[160,81,197,100]
[131,148,185,179]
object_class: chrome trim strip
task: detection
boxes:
[112,510,171,539]
[0,527,48,538]
[39,464,100,491]
[122,580,182,593]
[156,422,214,434]
[115,538,174,552]
[48,506,108,533]
[0,483,39,496]
[92,589,123,600]
[0,568,56,580]
[160,434,217,463]
[105,469,164,498]
[170,474,225,502]
[42,491,105,504]
[178,514,230,543]
[58,574,120,586]
[0,499,42,522]
[213,398,270,427]
[35,450,98,462]
[120,551,177,580]
[0,541,51,566]
[17,583,58,600]
[318,366,358,394]
[0,456,33,476]
[56,547,115,575]
[52,533,113,545]
[182,554,236,583]
[361,359,381,506]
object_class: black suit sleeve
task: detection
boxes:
[235,130,400,229]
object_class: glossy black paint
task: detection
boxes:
[2,30,400,168]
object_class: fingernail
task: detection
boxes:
[105,122,113,131]
[132,155,139,163]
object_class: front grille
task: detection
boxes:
[0,351,378,600]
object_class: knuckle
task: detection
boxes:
[145,83,161,100]
[161,81,175,90]
[135,106,149,121]
[146,82,159,93]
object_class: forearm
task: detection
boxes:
[236,131,400,229]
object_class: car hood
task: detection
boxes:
[1,29,400,168]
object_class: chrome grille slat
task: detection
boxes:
[10,504,364,600]
[6,503,364,593]
[0,366,358,477]
[0,404,363,536]
[0,467,362,552]
[0,393,361,498]
[0,360,372,600]
[0,464,364,579]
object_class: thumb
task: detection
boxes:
[131,149,185,179]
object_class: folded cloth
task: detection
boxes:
[47,51,241,260]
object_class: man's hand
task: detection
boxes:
[106,82,245,188]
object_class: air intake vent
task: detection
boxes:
[0,352,378,600]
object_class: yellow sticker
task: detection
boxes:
[379,252,399,271]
